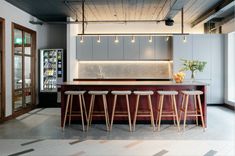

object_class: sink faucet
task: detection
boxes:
[97,65,104,78]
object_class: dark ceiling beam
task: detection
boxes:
[164,0,188,19]
[191,0,235,27]
[213,13,235,29]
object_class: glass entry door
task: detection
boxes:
[12,23,35,112]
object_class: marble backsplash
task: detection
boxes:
[78,61,173,79]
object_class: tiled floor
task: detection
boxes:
[0,106,234,156]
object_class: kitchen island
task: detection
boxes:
[60,80,207,127]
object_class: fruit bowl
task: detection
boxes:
[173,72,185,83]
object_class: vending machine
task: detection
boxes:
[39,49,65,107]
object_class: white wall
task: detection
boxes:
[67,17,79,81]
[0,0,66,117]
[0,0,39,116]
[222,18,235,34]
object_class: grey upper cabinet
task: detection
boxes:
[139,36,155,59]
[192,35,211,80]
[76,36,93,60]
[154,36,172,60]
[124,36,140,60]
[92,36,108,60]
[108,36,124,60]
[173,35,193,79]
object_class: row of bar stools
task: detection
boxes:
[157,91,180,131]
[133,91,155,131]
[110,90,132,131]
[63,91,87,131]
[180,90,205,131]
[87,90,110,131]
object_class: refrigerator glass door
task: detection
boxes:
[40,49,57,92]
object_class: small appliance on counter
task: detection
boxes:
[39,49,66,107]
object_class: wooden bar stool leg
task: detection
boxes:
[148,95,155,131]
[197,95,205,131]
[194,95,198,126]
[89,95,95,127]
[126,95,132,132]
[110,94,117,131]
[156,96,161,126]
[170,95,176,125]
[173,95,180,132]
[102,95,110,131]
[183,95,189,131]
[82,95,88,123]
[63,94,70,131]
[69,95,73,125]
[179,94,185,124]
[158,95,164,131]
[87,95,94,131]
[79,95,85,131]
[133,95,140,131]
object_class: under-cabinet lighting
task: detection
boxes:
[78,61,171,64]
[80,35,84,43]
[97,35,101,43]
[131,36,135,43]
[148,36,153,43]
[114,36,119,43]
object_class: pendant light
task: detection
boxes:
[80,35,84,43]
[148,36,153,43]
[114,36,119,43]
[131,36,135,43]
[97,35,101,43]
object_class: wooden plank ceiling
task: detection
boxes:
[6,0,223,24]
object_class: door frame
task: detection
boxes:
[0,17,6,121]
[11,22,36,115]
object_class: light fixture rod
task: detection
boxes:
[181,8,184,34]
[82,0,85,34]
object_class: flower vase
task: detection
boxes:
[191,71,195,82]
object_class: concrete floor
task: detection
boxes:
[0,106,234,155]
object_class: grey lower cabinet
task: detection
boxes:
[173,34,224,104]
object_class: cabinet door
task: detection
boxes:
[210,35,224,103]
[108,36,124,60]
[139,36,155,59]
[192,35,211,79]
[173,35,193,79]
[154,36,172,59]
[92,36,108,60]
[76,36,92,60]
[124,36,140,60]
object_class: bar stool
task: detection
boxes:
[179,90,205,131]
[62,91,87,131]
[133,91,155,131]
[156,91,180,131]
[110,90,132,132]
[87,90,110,131]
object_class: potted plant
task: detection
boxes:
[180,59,207,81]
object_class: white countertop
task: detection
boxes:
[59,81,208,86]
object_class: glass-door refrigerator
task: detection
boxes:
[39,49,64,107]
